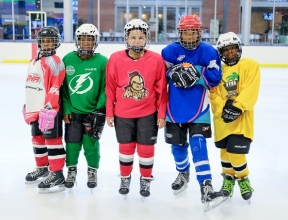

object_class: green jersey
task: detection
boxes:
[62,52,108,114]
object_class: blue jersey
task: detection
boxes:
[161,42,222,123]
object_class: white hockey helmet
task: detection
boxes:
[75,23,100,56]
[124,19,150,52]
[216,32,242,66]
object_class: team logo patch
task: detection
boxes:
[166,133,173,138]
[66,65,75,75]
[202,126,210,131]
[123,71,148,101]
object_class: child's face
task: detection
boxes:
[126,30,147,47]
[78,35,95,51]
[39,37,55,51]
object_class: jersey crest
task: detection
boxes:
[222,71,239,99]
[123,71,148,101]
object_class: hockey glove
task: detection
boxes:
[169,63,201,88]
[84,109,106,140]
[38,109,57,132]
[221,99,243,123]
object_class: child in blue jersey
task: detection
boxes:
[161,14,223,211]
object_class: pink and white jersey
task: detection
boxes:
[25,55,65,123]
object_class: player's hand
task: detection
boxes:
[221,100,243,123]
[106,117,114,127]
[63,114,72,123]
[157,118,166,129]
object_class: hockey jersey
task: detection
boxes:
[161,42,222,123]
[25,55,65,123]
[210,58,260,142]
[106,50,167,119]
[62,52,108,114]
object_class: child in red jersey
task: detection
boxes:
[106,19,167,199]
[22,26,66,193]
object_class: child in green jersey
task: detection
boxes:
[61,23,108,192]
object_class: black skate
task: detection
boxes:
[221,173,235,201]
[87,167,97,192]
[65,166,77,192]
[38,170,65,194]
[25,166,49,184]
[201,180,224,212]
[140,176,154,201]
[171,171,190,195]
[237,176,254,204]
[119,175,131,200]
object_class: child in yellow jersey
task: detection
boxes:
[210,32,260,203]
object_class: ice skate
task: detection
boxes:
[237,176,254,204]
[119,175,131,200]
[201,179,224,212]
[140,176,154,201]
[38,170,65,194]
[65,166,77,192]
[220,173,235,201]
[25,166,49,184]
[87,167,97,193]
[171,171,190,195]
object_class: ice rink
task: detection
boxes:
[0,63,287,220]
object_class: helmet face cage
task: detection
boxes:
[75,24,99,56]
[216,32,242,66]
[178,15,202,50]
[37,26,61,57]
[124,19,150,53]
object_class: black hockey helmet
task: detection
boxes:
[36,26,61,57]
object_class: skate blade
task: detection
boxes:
[246,198,251,204]
[39,185,66,194]
[141,196,146,202]
[173,184,188,195]
[204,196,225,212]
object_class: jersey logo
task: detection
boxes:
[26,74,41,84]
[123,71,148,101]
[48,87,60,95]
[177,55,185,62]
[221,71,239,99]
[66,65,75,75]
[69,72,93,95]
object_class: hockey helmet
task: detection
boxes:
[216,32,242,66]
[124,19,150,53]
[75,23,99,56]
[37,26,61,57]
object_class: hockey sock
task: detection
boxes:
[220,148,236,177]
[119,142,136,176]
[189,135,212,185]
[83,134,100,168]
[46,137,66,172]
[32,135,48,167]
[137,144,154,177]
[171,144,190,172]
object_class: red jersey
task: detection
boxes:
[25,55,65,123]
[106,50,167,119]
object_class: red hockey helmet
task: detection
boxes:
[178,15,202,30]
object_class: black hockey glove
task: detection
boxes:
[84,108,106,140]
[221,99,243,123]
[169,63,201,88]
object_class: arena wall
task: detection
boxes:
[0,42,287,67]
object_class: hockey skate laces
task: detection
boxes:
[66,171,77,182]
[88,170,96,182]
[202,184,214,202]
[140,178,150,191]
[43,172,56,184]
[121,177,130,188]
[30,168,43,178]
[239,180,254,193]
